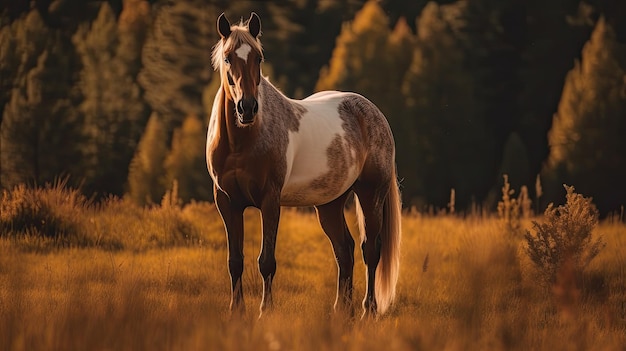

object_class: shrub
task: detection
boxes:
[0,181,90,240]
[148,181,200,247]
[90,186,200,251]
[497,174,531,237]
[524,185,605,285]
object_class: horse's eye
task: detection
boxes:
[224,57,230,64]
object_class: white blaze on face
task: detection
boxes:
[235,43,252,63]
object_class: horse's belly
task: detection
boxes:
[280,153,361,207]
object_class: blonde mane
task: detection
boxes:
[211,22,263,71]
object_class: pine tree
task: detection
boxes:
[457,0,525,182]
[519,0,592,180]
[0,10,49,125]
[127,113,168,206]
[384,16,415,118]
[401,2,493,208]
[163,114,212,204]
[1,10,82,189]
[544,17,626,214]
[118,0,151,78]
[73,2,149,197]
[383,16,419,205]
[138,0,218,131]
[1,10,48,188]
[316,0,393,108]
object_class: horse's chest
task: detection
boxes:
[209,145,283,205]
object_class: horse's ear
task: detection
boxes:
[217,13,231,39]
[248,12,261,38]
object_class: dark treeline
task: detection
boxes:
[1,0,625,215]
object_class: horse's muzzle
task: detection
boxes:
[236,98,258,125]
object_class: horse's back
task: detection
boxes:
[303,90,346,101]
[304,90,395,163]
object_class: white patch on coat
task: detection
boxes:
[235,43,252,63]
[280,91,363,206]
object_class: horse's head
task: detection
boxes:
[213,13,263,126]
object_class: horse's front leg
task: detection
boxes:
[215,188,246,313]
[258,194,281,316]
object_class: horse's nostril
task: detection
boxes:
[237,100,244,115]
[252,100,258,114]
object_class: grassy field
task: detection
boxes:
[1,185,625,350]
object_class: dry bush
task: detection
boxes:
[1,181,88,236]
[0,180,93,248]
[90,186,201,251]
[524,185,605,285]
[497,174,532,237]
[0,181,201,252]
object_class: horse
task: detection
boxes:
[206,12,402,318]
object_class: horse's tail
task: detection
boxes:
[355,167,402,315]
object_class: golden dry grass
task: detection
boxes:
[1,197,625,350]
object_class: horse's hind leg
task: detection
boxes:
[316,191,355,314]
[354,182,387,317]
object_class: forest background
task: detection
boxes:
[2,0,626,215]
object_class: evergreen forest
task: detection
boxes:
[2,0,626,215]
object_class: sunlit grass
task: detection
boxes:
[1,184,625,350]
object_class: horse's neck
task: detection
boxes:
[259,76,290,105]
[257,77,295,123]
